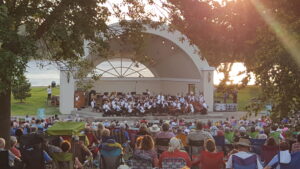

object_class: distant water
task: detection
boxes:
[25,61,60,86]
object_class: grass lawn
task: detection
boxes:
[11,87,60,116]
[214,85,261,111]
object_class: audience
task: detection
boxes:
[4,111,300,169]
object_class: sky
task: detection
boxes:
[26,61,255,86]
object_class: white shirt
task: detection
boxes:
[226,151,263,169]
[202,102,208,109]
[190,104,194,113]
[47,88,52,94]
[91,100,95,108]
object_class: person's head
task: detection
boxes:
[119,123,126,130]
[0,138,5,149]
[135,136,144,149]
[205,139,216,152]
[98,123,104,130]
[162,123,170,132]
[271,125,278,131]
[297,134,300,142]
[237,138,251,151]
[10,136,18,147]
[279,141,290,151]
[266,137,277,146]
[85,127,92,133]
[139,123,148,132]
[225,127,230,133]
[239,127,246,135]
[61,141,71,152]
[195,121,203,130]
[141,135,154,151]
[102,129,110,137]
[110,122,116,128]
[15,128,23,138]
[168,137,182,152]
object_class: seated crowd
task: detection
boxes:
[90,92,208,116]
[2,113,300,169]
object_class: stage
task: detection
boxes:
[71,108,248,122]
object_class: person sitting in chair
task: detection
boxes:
[226,138,263,169]
[159,137,191,168]
[133,135,159,167]
[192,139,224,169]
[0,137,21,168]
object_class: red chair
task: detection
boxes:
[192,151,224,169]
[261,145,279,165]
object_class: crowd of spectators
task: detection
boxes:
[1,113,300,169]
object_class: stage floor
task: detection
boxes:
[72,108,249,122]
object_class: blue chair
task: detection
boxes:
[276,152,300,169]
[213,136,225,152]
[250,138,266,156]
[232,154,258,169]
[100,148,122,169]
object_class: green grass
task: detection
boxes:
[214,85,261,111]
[11,87,60,116]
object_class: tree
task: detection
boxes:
[244,0,300,119]
[0,0,158,147]
[164,0,300,118]
[12,75,31,103]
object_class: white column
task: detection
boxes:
[59,70,75,114]
[201,67,215,112]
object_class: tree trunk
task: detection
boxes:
[0,89,11,149]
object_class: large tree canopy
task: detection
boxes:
[0,0,160,145]
[164,0,300,118]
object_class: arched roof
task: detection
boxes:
[86,23,212,79]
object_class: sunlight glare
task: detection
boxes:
[214,62,256,85]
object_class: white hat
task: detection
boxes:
[239,127,246,133]
[236,138,250,147]
[168,137,181,152]
[119,123,126,129]
[149,124,160,133]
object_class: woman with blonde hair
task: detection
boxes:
[192,139,224,169]
[159,137,191,168]
[95,123,104,141]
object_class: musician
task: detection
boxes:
[102,101,111,116]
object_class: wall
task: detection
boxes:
[59,71,75,114]
[90,77,202,96]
